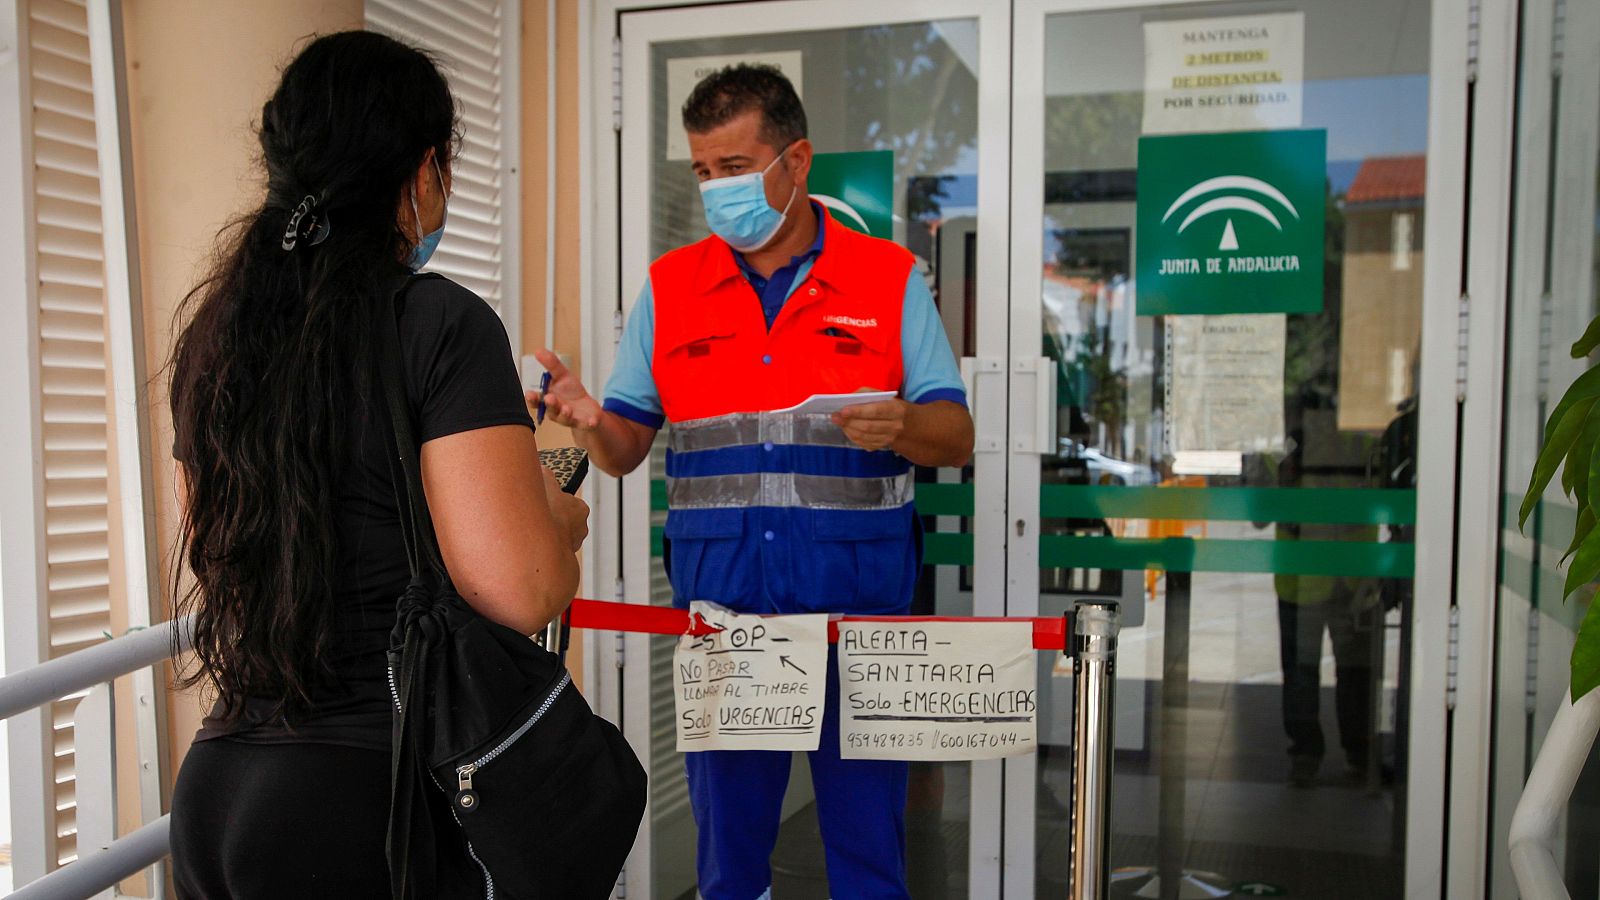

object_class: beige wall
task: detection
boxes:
[519,0,588,677]
[121,0,368,778]
[119,0,587,779]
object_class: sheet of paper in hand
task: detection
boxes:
[769,390,897,415]
[674,602,829,752]
[838,620,1037,761]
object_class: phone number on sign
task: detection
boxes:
[931,730,1026,750]
[844,732,927,751]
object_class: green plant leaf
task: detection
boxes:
[1573,314,1600,359]
[1572,598,1600,701]
[1566,529,1600,599]
[1565,508,1597,564]
[1541,364,1600,445]
[1523,396,1599,529]
[1564,438,1580,496]
[1587,431,1600,525]
[1570,404,1600,504]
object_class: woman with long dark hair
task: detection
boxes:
[166,31,588,897]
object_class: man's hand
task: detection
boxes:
[529,348,602,431]
[835,397,973,468]
[833,399,910,452]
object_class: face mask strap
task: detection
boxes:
[409,156,447,248]
[761,142,793,176]
[764,143,797,229]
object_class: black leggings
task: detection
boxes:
[171,739,391,899]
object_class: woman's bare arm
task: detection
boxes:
[421,425,587,634]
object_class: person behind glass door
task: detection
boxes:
[165,31,589,897]
[533,64,974,900]
[1271,387,1381,788]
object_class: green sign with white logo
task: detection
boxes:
[809,150,894,240]
[1135,129,1326,315]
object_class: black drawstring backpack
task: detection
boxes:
[378,274,647,899]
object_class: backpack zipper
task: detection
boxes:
[387,663,403,714]
[459,671,571,774]
[388,664,571,900]
[427,765,496,900]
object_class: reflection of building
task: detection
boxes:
[1338,155,1426,432]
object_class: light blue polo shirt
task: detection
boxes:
[602,240,968,429]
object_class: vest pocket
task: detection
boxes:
[663,508,755,608]
[802,323,898,396]
[802,508,915,614]
[660,329,736,363]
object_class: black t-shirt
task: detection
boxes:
[192,274,535,752]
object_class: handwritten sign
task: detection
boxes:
[838,621,1036,761]
[674,602,827,752]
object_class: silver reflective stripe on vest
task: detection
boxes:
[667,412,860,453]
[666,471,915,511]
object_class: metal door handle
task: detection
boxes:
[961,356,1004,454]
[1012,356,1058,455]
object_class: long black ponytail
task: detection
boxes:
[169,31,458,720]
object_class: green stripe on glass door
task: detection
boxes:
[646,482,1413,576]
[1041,485,1416,525]
[1038,535,1413,578]
[913,482,976,517]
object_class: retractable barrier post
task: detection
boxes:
[1070,599,1119,900]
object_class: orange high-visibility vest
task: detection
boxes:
[649,207,922,615]
[650,207,910,423]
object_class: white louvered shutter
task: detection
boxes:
[27,0,114,867]
[366,0,520,345]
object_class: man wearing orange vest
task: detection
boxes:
[535,64,973,900]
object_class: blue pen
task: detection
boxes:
[536,370,551,425]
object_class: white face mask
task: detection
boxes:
[698,144,796,252]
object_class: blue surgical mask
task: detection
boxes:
[699,144,797,253]
[406,158,447,272]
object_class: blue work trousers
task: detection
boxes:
[686,650,910,900]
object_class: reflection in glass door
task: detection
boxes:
[1010,1,1446,896]
[616,3,1011,897]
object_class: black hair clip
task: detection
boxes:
[281,195,331,251]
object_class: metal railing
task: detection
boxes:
[1,617,192,900]
[1509,686,1600,899]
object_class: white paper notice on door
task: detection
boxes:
[838,620,1037,761]
[1167,313,1287,475]
[1142,13,1304,135]
[665,52,804,161]
[674,601,828,752]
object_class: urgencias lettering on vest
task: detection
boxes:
[822,314,879,329]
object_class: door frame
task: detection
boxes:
[591,1,1016,896]
[1004,0,1475,895]
[1449,0,1518,895]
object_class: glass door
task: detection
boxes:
[1489,0,1600,894]
[1008,0,1455,896]
[615,3,1012,897]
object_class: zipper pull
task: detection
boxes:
[454,763,480,814]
